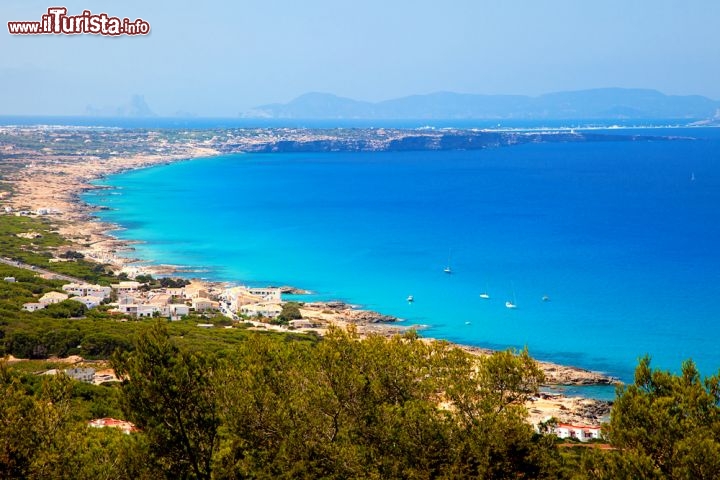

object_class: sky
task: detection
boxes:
[1,0,719,116]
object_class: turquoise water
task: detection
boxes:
[84,128,720,383]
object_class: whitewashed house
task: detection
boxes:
[117,294,141,305]
[62,283,112,299]
[192,298,218,312]
[23,302,45,312]
[240,302,283,318]
[166,287,186,298]
[552,424,603,442]
[163,304,190,319]
[113,304,159,318]
[39,291,69,306]
[110,281,142,293]
[72,295,105,309]
[246,287,282,302]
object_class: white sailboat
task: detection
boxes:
[444,249,453,274]
[506,284,517,309]
[407,295,414,303]
[479,282,490,299]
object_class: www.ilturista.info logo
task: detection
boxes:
[8,7,150,36]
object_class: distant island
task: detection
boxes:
[85,94,157,118]
[243,88,720,121]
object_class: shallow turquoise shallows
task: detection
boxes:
[84,127,720,384]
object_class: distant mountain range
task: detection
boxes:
[244,88,720,121]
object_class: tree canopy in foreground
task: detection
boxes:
[3,323,720,479]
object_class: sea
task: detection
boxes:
[22,116,712,396]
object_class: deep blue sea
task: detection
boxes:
[82,126,720,386]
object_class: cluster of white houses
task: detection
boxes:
[23,282,114,312]
[22,279,285,321]
[3,206,61,216]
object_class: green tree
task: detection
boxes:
[580,356,720,480]
[0,360,157,479]
[0,363,85,478]
[44,299,87,318]
[216,326,559,479]
[112,322,220,480]
[275,301,302,325]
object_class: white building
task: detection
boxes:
[72,295,105,309]
[38,291,69,306]
[166,287,186,298]
[240,302,283,318]
[4,277,16,282]
[62,283,112,299]
[192,298,219,312]
[551,424,603,442]
[35,207,58,215]
[222,286,283,314]
[113,304,159,318]
[223,287,259,313]
[23,302,45,312]
[117,294,141,305]
[163,304,190,319]
[246,287,282,302]
[110,281,142,293]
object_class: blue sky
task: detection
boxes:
[2,0,719,116]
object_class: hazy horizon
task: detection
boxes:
[2,0,719,116]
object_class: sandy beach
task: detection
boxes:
[4,136,218,276]
[1,126,615,426]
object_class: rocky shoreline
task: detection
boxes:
[458,343,619,386]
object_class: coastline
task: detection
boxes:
[2,126,617,425]
[5,147,219,276]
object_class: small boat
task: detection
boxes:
[464,321,471,325]
[407,295,414,302]
[444,249,453,274]
[542,295,550,302]
[506,283,517,309]
[479,292,490,299]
